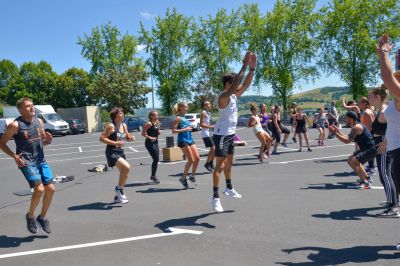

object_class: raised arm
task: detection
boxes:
[236,53,256,98]
[377,34,400,100]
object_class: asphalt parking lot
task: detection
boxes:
[1,127,400,265]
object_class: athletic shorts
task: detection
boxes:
[20,162,54,188]
[213,134,235,158]
[353,148,377,165]
[295,126,307,134]
[328,118,338,126]
[280,126,290,134]
[202,137,214,148]
[106,149,126,168]
[178,141,195,148]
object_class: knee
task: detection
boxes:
[122,164,130,173]
[35,184,45,194]
[45,184,56,193]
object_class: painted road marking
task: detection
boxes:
[78,147,82,153]
[0,227,203,259]
[129,147,138,152]
[270,154,348,164]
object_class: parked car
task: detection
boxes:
[0,118,13,138]
[124,116,145,132]
[158,116,174,130]
[184,113,201,131]
[66,119,85,135]
[237,114,252,127]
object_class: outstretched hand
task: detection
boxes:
[377,33,393,53]
[242,51,252,67]
[43,131,52,145]
[328,124,337,133]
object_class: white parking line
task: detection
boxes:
[0,227,202,259]
[78,147,82,153]
[269,154,349,164]
[129,147,138,152]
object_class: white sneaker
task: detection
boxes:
[114,194,129,204]
[223,188,242,198]
[115,186,127,200]
[212,197,224,213]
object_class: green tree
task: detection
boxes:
[78,23,150,111]
[320,0,400,100]
[241,1,320,110]
[140,8,193,115]
[54,67,92,108]
[0,59,19,102]
[89,65,150,113]
[189,8,243,108]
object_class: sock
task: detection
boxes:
[213,186,219,198]
[117,185,123,190]
[226,179,233,190]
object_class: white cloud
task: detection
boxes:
[140,11,155,20]
[136,44,146,52]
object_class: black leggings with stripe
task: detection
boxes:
[389,147,400,203]
[375,136,397,206]
[145,140,159,177]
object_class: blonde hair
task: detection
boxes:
[172,102,187,115]
[148,110,160,126]
[249,102,257,111]
[16,97,33,110]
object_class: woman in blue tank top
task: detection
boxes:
[172,102,200,189]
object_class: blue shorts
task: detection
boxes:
[20,163,54,188]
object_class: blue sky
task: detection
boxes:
[0,0,350,107]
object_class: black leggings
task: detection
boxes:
[145,140,159,177]
[375,137,397,206]
[389,147,400,203]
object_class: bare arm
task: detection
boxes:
[172,117,191,134]
[330,125,360,144]
[123,123,135,142]
[248,116,256,128]
[0,121,25,167]
[378,34,400,100]
[142,122,156,141]
[100,123,120,146]
[361,110,374,130]
[200,111,213,129]
[236,53,257,98]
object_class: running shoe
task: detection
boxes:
[356,179,372,189]
[308,148,312,152]
[397,243,400,251]
[365,167,376,176]
[210,161,215,169]
[298,149,302,152]
[36,215,51,234]
[376,207,400,218]
[281,143,288,147]
[212,197,224,213]
[114,186,127,200]
[223,188,242,198]
[271,151,279,155]
[292,137,297,143]
[150,176,160,184]
[204,162,213,172]
[114,194,129,204]
[189,175,196,183]
[26,213,38,234]
[179,177,189,189]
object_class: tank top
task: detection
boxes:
[106,123,126,152]
[200,111,211,138]
[354,123,375,151]
[317,113,326,127]
[177,115,193,144]
[214,94,238,136]
[371,109,387,136]
[385,100,400,151]
[296,116,306,128]
[145,122,159,143]
[14,116,45,166]
[260,113,269,127]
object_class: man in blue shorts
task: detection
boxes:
[0,97,54,234]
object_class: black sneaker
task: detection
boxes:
[179,178,189,189]
[308,148,312,152]
[26,213,38,234]
[376,208,400,218]
[292,137,297,143]
[150,176,160,184]
[204,163,213,172]
[189,175,196,183]
[210,161,215,169]
[36,215,51,234]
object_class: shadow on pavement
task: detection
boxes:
[125,182,155,187]
[301,182,356,190]
[324,171,356,177]
[0,235,48,248]
[136,188,191,193]
[315,158,348,163]
[312,206,384,220]
[277,245,400,265]
[169,171,211,177]
[68,202,123,211]
[155,210,234,232]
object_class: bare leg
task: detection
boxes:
[213,157,226,187]
[304,132,310,149]
[115,158,130,187]
[40,183,55,218]
[223,155,234,181]
[189,144,200,176]
[207,146,215,164]
[298,133,302,150]
[28,184,44,218]
[180,146,194,179]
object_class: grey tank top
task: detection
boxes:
[14,116,45,166]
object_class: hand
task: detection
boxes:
[242,51,252,67]
[328,125,337,133]
[43,131,52,144]
[186,127,193,132]
[377,33,393,53]
[13,154,25,168]
[115,140,124,147]
[249,53,257,69]
[376,139,387,155]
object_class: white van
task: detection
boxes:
[35,105,70,136]
[0,118,13,138]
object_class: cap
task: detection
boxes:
[345,111,358,121]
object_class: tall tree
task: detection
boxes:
[320,0,400,100]
[78,23,150,111]
[140,8,193,114]
[241,1,320,110]
[189,8,243,107]
[0,59,19,102]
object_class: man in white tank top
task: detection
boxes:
[201,101,215,171]
[211,51,257,213]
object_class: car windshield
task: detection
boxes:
[43,113,63,122]
[73,119,82,124]
[185,115,194,119]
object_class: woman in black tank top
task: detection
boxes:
[100,108,135,204]
[142,111,161,184]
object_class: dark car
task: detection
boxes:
[237,114,252,127]
[66,119,85,134]
[124,116,145,132]
[158,116,174,130]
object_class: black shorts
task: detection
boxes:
[178,141,195,148]
[353,148,377,164]
[328,118,338,126]
[106,149,126,168]
[280,126,290,134]
[213,134,234,158]
[202,137,214,148]
[295,126,307,134]
[289,117,294,125]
